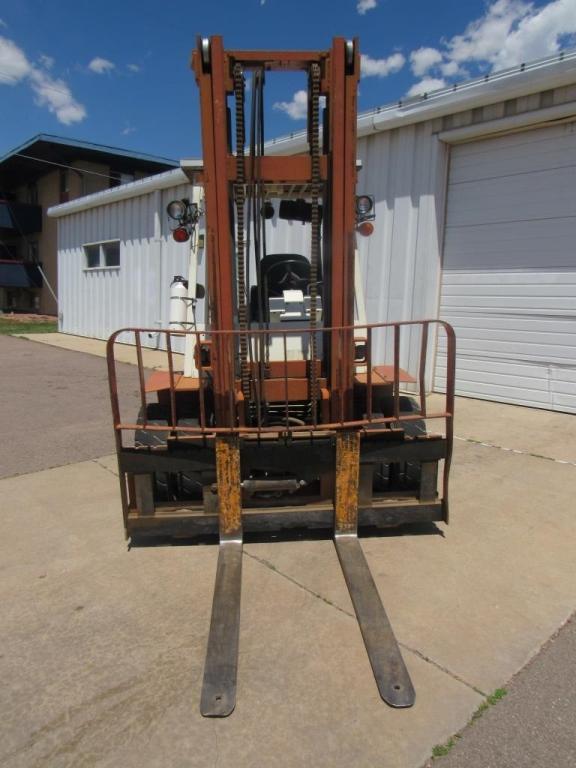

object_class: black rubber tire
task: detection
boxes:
[135,403,202,501]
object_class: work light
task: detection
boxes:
[355,195,374,219]
[167,199,189,221]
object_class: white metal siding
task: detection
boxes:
[58,126,446,375]
[436,122,576,412]
[266,124,448,376]
[58,182,206,349]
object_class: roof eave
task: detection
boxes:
[266,52,576,154]
[48,167,191,218]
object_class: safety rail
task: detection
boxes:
[107,319,455,441]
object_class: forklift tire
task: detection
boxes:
[135,404,202,501]
[372,395,428,490]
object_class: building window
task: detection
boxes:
[59,169,70,203]
[109,170,135,188]
[27,183,38,205]
[27,241,39,263]
[0,242,20,260]
[83,240,121,269]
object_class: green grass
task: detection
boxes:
[431,688,508,760]
[471,687,507,721]
[432,738,458,758]
[0,319,57,335]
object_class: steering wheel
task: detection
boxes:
[263,259,311,297]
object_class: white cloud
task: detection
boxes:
[38,54,54,70]
[490,0,576,70]
[448,0,532,64]
[403,0,576,96]
[29,69,86,124]
[0,18,7,28]
[406,77,447,98]
[274,89,308,120]
[0,34,85,123]
[127,63,140,73]
[273,90,326,120]
[357,0,377,14]
[122,122,136,135]
[447,0,576,71]
[361,52,405,78]
[0,35,31,83]
[440,59,461,77]
[410,47,443,76]
[88,56,115,74]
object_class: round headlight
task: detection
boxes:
[167,200,188,220]
[356,195,374,217]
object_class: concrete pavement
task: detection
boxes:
[2,334,576,767]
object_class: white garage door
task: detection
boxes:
[435,121,576,413]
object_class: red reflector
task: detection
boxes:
[173,226,190,243]
[357,221,374,237]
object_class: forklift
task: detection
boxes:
[107,37,456,717]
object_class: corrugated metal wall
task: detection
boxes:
[267,125,448,376]
[58,181,205,349]
[58,124,448,373]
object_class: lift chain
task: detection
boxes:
[309,62,321,425]
[233,63,251,405]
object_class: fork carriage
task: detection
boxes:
[108,320,455,541]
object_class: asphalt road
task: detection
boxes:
[0,335,142,479]
[428,615,576,768]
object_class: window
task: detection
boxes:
[103,241,120,266]
[27,241,39,263]
[83,240,121,269]
[27,183,38,205]
[0,242,20,260]
[59,169,70,203]
[109,170,135,188]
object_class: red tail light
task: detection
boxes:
[357,221,374,237]
[173,226,190,243]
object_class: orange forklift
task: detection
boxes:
[107,36,456,716]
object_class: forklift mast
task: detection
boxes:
[192,36,359,425]
[106,36,456,718]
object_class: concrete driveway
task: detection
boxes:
[1,334,576,767]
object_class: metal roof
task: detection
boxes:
[267,49,576,154]
[0,134,178,189]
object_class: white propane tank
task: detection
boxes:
[169,275,189,329]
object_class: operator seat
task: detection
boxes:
[250,253,320,321]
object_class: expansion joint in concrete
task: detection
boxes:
[244,549,484,697]
[397,641,486,697]
[243,550,354,619]
[91,458,119,478]
[454,435,576,468]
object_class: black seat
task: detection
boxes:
[250,253,319,321]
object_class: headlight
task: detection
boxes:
[355,195,374,218]
[167,199,188,221]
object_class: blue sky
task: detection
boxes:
[1,0,575,161]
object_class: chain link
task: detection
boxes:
[309,62,321,425]
[233,63,251,404]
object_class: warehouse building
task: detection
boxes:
[49,51,576,413]
[1,135,177,314]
